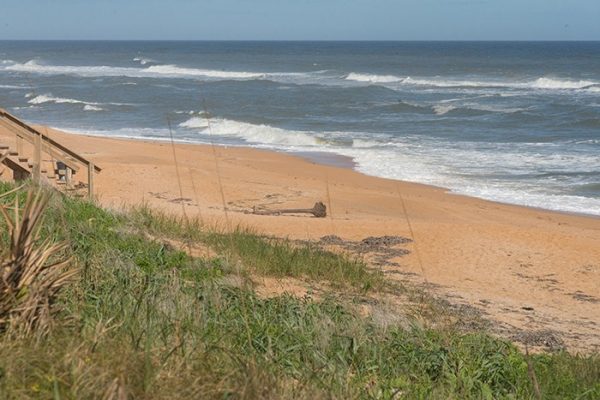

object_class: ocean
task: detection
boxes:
[0,41,599,215]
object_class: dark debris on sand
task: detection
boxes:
[317,235,412,266]
[511,329,566,352]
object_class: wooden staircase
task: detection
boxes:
[0,109,101,198]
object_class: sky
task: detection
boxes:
[0,0,599,41]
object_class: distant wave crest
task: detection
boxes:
[27,93,119,111]
[530,77,597,90]
[3,59,266,81]
[133,56,155,65]
[346,71,600,91]
[28,93,96,105]
[345,73,404,83]
[145,65,264,79]
[4,60,598,92]
[0,84,29,89]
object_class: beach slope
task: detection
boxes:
[1,125,599,352]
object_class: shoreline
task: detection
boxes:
[1,125,599,353]
[51,126,600,220]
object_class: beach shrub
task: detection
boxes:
[0,187,75,336]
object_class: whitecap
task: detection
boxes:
[83,104,103,111]
[27,93,125,108]
[0,84,28,89]
[530,77,597,90]
[345,73,404,83]
[133,57,155,65]
[145,65,264,79]
[433,104,456,115]
[3,59,267,81]
[345,72,600,92]
[28,94,90,105]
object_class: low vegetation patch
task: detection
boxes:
[0,182,598,399]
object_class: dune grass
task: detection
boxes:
[0,182,598,399]
[128,204,384,291]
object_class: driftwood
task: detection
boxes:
[252,201,327,218]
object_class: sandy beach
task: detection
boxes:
[1,124,599,353]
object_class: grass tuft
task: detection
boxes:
[0,187,75,337]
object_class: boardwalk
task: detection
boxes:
[0,109,100,198]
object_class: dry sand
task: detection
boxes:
[1,125,599,353]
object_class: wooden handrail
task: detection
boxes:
[0,108,101,173]
[0,118,81,172]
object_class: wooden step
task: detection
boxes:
[1,154,31,180]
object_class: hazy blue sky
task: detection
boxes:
[1,0,599,40]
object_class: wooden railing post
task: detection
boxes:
[88,162,94,200]
[65,167,72,187]
[16,134,23,154]
[33,133,41,182]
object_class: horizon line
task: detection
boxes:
[1,39,600,42]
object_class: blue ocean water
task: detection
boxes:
[1,41,599,215]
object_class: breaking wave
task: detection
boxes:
[179,117,319,147]
[530,77,597,90]
[27,93,121,111]
[83,104,103,111]
[179,116,404,150]
[345,73,404,83]
[432,105,457,115]
[28,94,99,105]
[3,59,267,80]
[145,65,264,79]
[346,72,600,91]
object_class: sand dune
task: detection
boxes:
[1,125,599,353]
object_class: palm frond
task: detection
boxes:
[0,188,76,336]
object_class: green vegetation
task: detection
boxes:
[0,182,599,399]
[130,205,383,291]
